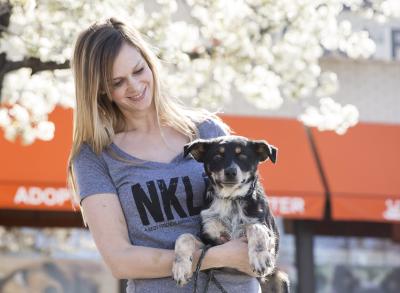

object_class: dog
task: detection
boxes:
[172,135,289,292]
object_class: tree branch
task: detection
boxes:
[2,57,70,75]
[0,56,70,100]
[0,1,11,37]
[0,2,71,101]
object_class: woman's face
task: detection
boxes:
[109,42,154,115]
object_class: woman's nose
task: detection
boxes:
[127,76,140,91]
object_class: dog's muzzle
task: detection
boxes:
[224,166,237,181]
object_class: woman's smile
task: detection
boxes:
[127,87,146,102]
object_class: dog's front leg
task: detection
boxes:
[173,233,203,286]
[202,217,230,245]
[246,223,276,278]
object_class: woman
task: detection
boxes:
[67,18,259,292]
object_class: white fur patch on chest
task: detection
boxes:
[201,198,259,239]
[213,181,252,200]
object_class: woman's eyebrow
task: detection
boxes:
[112,61,144,80]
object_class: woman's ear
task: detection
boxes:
[183,139,210,162]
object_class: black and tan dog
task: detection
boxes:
[172,135,289,292]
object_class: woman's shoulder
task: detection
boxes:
[73,143,108,168]
[75,142,97,158]
[197,115,230,139]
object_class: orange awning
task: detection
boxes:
[0,109,326,220]
[0,108,77,212]
[3,107,399,225]
[221,115,326,219]
[312,123,400,222]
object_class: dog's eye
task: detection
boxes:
[213,154,223,160]
[238,154,247,160]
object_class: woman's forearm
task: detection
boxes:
[110,244,223,279]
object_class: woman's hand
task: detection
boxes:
[212,237,258,277]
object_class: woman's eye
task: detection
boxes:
[112,80,122,88]
[134,68,144,74]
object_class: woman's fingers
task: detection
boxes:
[239,236,248,243]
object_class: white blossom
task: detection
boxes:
[236,66,283,109]
[380,0,400,18]
[316,72,339,98]
[0,109,11,127]
[21,126,36,145]
[9,104,30,124]
[35,120,55,141]
[299,97,359,135]
[1,0,399,144]
[4,124,18,142]
[164,22,201,52]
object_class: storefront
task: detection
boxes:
[224,115,400,292]
[1,108,399,292]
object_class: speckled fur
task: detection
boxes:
[173,136,290,292]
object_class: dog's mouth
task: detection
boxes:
[211,169,251,190]
[218,178,248,187]
[221,181,237,186]
[214,179,238,187]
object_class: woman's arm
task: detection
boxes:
[82,193,228,279]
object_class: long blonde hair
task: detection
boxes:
[67,18,227,206]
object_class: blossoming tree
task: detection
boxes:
[1,0,399,145]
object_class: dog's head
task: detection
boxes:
[184,135,277,199]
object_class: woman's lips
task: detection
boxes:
[128,87,146,101]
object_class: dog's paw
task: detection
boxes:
[246,224,277,277]
[249,247,275,277]
[172,255,193,286]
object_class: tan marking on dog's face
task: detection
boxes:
[219,146,225,154]
[235,146,241,154]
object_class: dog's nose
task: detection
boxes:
[224,167,237,179]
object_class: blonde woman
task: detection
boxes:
[68,18,260,293]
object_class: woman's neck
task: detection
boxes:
[121,106,159,134]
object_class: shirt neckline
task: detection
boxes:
[109,142,186,167]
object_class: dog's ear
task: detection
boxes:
[251,140,278,163]
[183,139,210,162]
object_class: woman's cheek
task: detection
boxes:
[112,87,125,100]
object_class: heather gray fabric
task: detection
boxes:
[74,119,261,293]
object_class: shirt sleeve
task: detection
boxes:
[73,144,117,205]
[198,117,230,139]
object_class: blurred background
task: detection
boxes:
[0,0,399,292]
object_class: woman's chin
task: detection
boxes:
[129,98,154,113]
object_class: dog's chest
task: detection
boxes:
[201,198,259,239]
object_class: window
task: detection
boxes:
[315,236,400,293]
[391,29,400,60]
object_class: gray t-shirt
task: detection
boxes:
[73,118,261,293]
